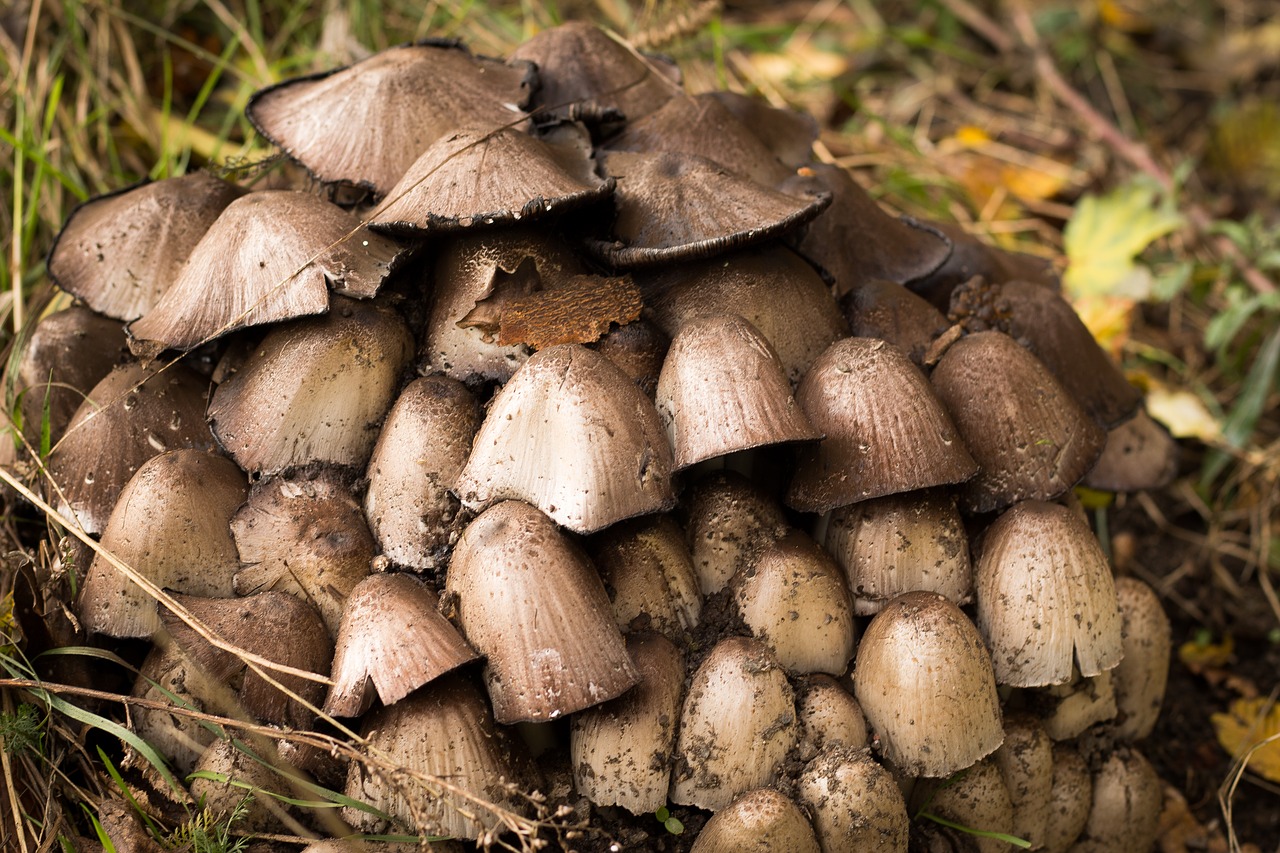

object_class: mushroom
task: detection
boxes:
[908,220,1058,309]
[1083,407,1179,493]
[795,674,869,762]
[1037,668,1118,740]
[991,714,1054,849]
[839,278,952,366]
[691,788,821,853]
[1110,577,1171,741]
[588,514,702,638]
[706,90,818,169]
[682,470,789,596]
[589,317,670,398]
[1070,748,1162,853]
[911,759,1015,853]
[1044,744,1092,853]
[795,745,910,853]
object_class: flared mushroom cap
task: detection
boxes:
[569,631,684,814]
[731,530,856,675]
[840,278,951,366]
[79,450,246,638]
[207,298,414,475]
[1083,407,1179,492]
[656,314,820,469]
[787,338,978,513]
[454,344,674,534]
[247,41,535,197]
[230,469,376,634]
[589,150,831,269]
[446,501,639,723]
[1045,744,1092,853]
[795,675,869,762]
[324,573,478,718]
[795,746,910,853]
[819,490,972,615]
[975,500,1123,686]
[691,788,821,853]
[640,245,849,385]
[930,331,1106,513]
[368,125,613,235]
[853,591,1003,777]
[910,759,1015,853]
[1071,748,1162,853]
[364,376,479,571]
[342,673,535,841]
[160,591,332,730]
[508,22,679,124]
[46,362,215,535]
[707,90,819,169]
[1111,577,1171,741]
[670,636,798,811]
[991,714,1054,850]
[784,163,952,297]
[128,191,402,357]
[683,470,789,596]
[47,172,247,321]
[589,515,702,638]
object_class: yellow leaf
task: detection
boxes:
[1178,632,1233,668]
[1145,384,1223,442]
[1063,180,1184,302]
[954,125,990,147]
[1211,697,1280,782]
[1071,293,1135,355]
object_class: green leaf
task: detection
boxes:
[1200,325,1280,487]
[1063,180,1184,300]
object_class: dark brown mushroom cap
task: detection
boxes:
[367,125,614,235]
[840,278,951,366]
[207,298,414,475]
[446,500,640,723]
[910,219,1058,308]
[588,317,670,398]
[47,173,247,321]
[160,591,332,730]
[509,22,680,124]
[787,337,978,513]
[783,163,952,297]
[930,330,1106,513]
[246,41,535,197]
[46,362,215,535]
[128,191,403,358]
[707,90,819,169]
[588,150,831,269]
[324,573,478,717]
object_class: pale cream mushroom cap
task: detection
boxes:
[796,745,910,853]
[690,788,821,853]
[1110,577,1171,741]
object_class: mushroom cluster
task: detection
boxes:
[11,21,1183,853]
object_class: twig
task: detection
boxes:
[934,0,1013,53]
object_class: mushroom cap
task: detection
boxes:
[909,219,1058,308]
[795,674,869,762]
[47,172,247,321]
[1038,668,1118,740]
[795,746,910,853]
[79,450,246,638]
[930,330,1106,513]
[691,788,821,853]
[368,125,613,235]
[1045,744,1092,853]
[324,573,478,717]
[1083,407,1179,492]
[207,298,414,475]
[656,314,821,470]
[246,41,535,197]
[589,514,702,638]
[128,191,402,357]
[1110,577,1171,741]
[446,500,639,723]
[853,591,1004,777]
[682,470,790,596]
[839,278,951,366]
[975,500,1123,686]
[1072,748,1162,852]
[910,759,1015,853]
[787,337,978,513]
[589,317,670,398]
[131,643,221,774]
[454,344,674,534]
[589,150,831,269]
[991,714,1055,850]
[707,90,819,169]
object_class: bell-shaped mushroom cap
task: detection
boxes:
[364,376,479,571]
[446,501,639,723]
[589,515,702,638]
[1111,577,1171,741]
[784,163,952,298]
[910,759,1015,853]
[820,489,972,616]
[795,675,869,762]
[840,278,951,366]
[47,173,247,321]
[1071,748,1162,853]
[691,788,821,853]
[787,337,978,513]
[324,573,478,718]
[246,41,534,197]
[1044,744,1092,853]
[795,746,910,853]
[569,631,684,814]
[426,225,586,383]
[975,500,1123,687]
[930,331,1106,514]
[12,305,127,452]
[454,344,674,534]
[367,125,613,235]
[342,673,535,841]
[160,591,332,730]
[670,636,798,811]
[639,245,849,385]
[230,469,375,634]
[79,450,246,638]
[46,362,215,535]
[590,317,669,398]
[189,739,298,835]
[131,643,221,774]
[589,150,831,269]
[509,22,679,124]
[1083,407,1178,492]
[656,314,820,470]
[606,93,793,186]
[707,90,818,169]
[207,298,414,475]
[128,191,403,357]
[683,470,790,596]
[991,714,1054,850]
[853,591,1003,777]
[731,530,856,675]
